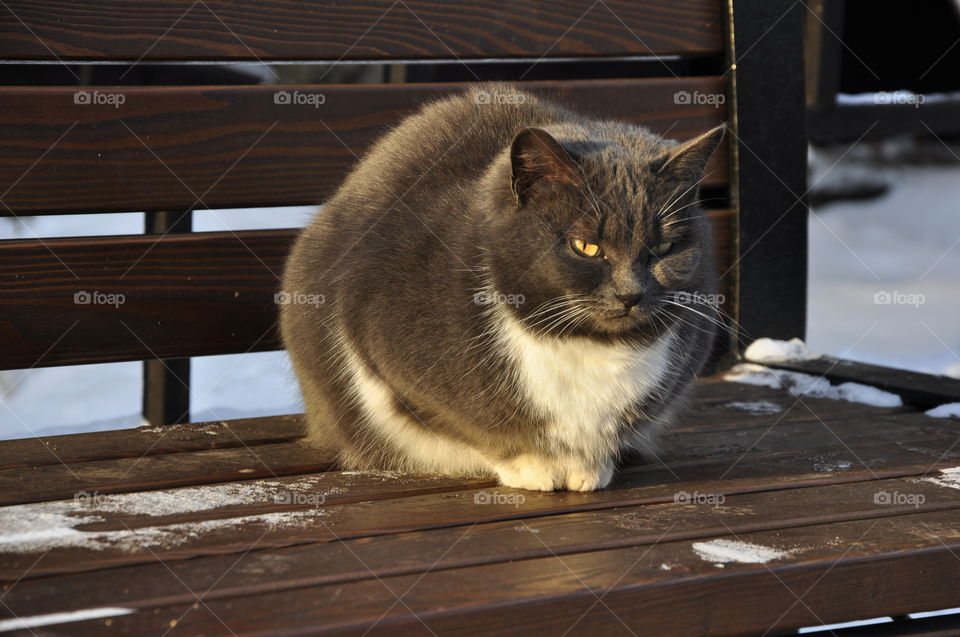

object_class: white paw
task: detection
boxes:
[565,463,614,492]
[494,454,564,491]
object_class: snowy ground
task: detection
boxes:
[1,156,959,439]
[807,161,960,376]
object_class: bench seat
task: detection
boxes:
[2,377,959,635]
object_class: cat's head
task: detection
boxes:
[480,123,724,341]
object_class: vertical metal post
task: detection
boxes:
[142,210,193,426]
[728,0,809,353]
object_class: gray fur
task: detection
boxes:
[280,84,723,487]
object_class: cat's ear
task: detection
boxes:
[656,124,725,182]
[510,127,583,205]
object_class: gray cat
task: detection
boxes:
[280,84,723,491]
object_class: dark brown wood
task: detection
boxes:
[19,510,960,636]
[0,229,294,370]
[764,357,960,409]
[0,79,729,215]
[3,475,958,610]
[0,414,304,470]
[0,212,733,370]
[0,441,333,505]
[0,396,940,506]
[0,0,723,61]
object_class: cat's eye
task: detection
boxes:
[570,238,602,258]
[651,241,673,257]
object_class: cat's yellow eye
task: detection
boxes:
[571,238,602,258]
[651,241,673,257]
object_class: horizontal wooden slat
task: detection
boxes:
[0,211,733,369]
[0,0,723,61]
[0,386,930,507]
[0,78,729,215]
[76,511,960,637]
[3,475,959,610]
[0,229,293,369]
[0,414,305,470]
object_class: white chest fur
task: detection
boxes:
[495,307,675,459]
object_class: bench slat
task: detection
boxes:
[0,395,938,507]
[0,79,728,215]
[0,0,723,61]
[3,476,958,616]
[9,506,960,634]
[0,414,304,470]
[0,210,732,369]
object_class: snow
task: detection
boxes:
[0,608,135,632]
[798,617,893,634]
[0,476,338,554]
[926,403,960,418]
[744,338,820,363]
[724,400,783,414]
[922,467,960,491]
[806,160,960,377]
[723,363,903,407]
[691,538,792,564]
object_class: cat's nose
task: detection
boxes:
[615,292,644,309]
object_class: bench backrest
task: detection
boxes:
[0,0,808,423]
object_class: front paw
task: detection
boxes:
[494,454,564,491]
[565,463,614,492]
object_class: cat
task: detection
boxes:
[280,83,723,491]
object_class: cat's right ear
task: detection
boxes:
[510,127,583,205]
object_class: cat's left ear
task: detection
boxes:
[656,124,725,182]
[510,127,583,205]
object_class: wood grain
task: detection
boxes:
[0,211,733,369]
[0,79,729,215]
[0,0,723,61]
[3,476,958,610]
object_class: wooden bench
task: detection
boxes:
[2,0,960,634]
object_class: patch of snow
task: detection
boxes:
[724,400,782,414]
[0,477,338,554]
[723,363,903,407]
[0,607,135,632]
[908,607,960,619]
[926,403,960,418]
[798,616,893,634]
[691,538,792,564]
[744,338,820,363]
[922,467,960,491]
